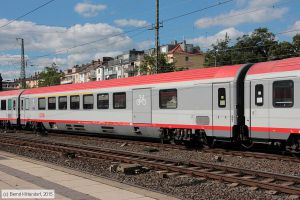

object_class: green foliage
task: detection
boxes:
[205,28,300,67]
[205,33,232,66]
[293,34,300,53]
[38,63,62,87]
[139,53,175,75]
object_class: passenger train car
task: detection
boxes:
[0,57,300,149]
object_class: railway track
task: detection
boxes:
[3,130,300,163]
[1,134,300,195]
[42,131,300,163]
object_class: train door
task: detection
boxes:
[132,88,152,123]
[248,80,270,139]
[212,83,231,137]
[20,97,25,125]
[7,97,18,124]
[269,78,296,140]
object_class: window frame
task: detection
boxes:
[273,80,294,108]
[38,98,46,110]
[70,95,80,110]
[48,97,56,110]
[113,92,126,109]
[255,84,264,106]
[58,96,68,110]
[159,89,178,109]
[218,88,226,108]
[97,93,109,109]
[83,94,94,110]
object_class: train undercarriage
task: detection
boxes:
[0,120,299,153]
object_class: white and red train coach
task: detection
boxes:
[0,57,300,147]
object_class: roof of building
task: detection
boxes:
[168,44,202,55]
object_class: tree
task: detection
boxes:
[204,33,232,66]
[139,53,175,75]
[269,41,296,60]
[38,63,62,87]
[293,34,300,53]
[204,27,300,67]
[233,28,278,64]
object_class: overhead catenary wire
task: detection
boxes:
[0,28,150,69]
[0,0,56,29]
[27,0,234,60]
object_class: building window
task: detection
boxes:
[59,96,68,110]
[185,56,189,61]
[255,84,264,106]
[113,92,126,109]
[38,98,46,110]
[97,93,109,109]
[1,100,6,110]
[83,94,94,109]
[273,80,294,108]
[218,88,226,108]
[48,97,56,110]
[70,95,80,110]
[159,89,177,109]
[7,99,12,110]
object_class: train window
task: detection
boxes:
[273,80,294,108]
[8,99,12,110]
[13,100,16,110]
[218,88,226,108]
[83,94,94,109]
[70,95,80,110]
[113,92,126,109]
[38,98,46,110]
[59,96,68,110]
[21,99,24,110]
[255,84,264,106]
[25,98,30,110]
[48,97,56,110]
[159,89,177,109]
[97,93,109,109]
[1,100,6,110]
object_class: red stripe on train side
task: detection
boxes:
[0,118,17,121]
[2,117,299,134]
[17,118,300,134]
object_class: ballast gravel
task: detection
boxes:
[0,142,294,200]
[13,131,300,176]
[1,131,300,199]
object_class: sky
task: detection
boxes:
[0,0,300,79]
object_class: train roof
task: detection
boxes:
[21,64,243,95]
[0,57,299,96]
[0,89,23,97]
[248,56,300,75]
